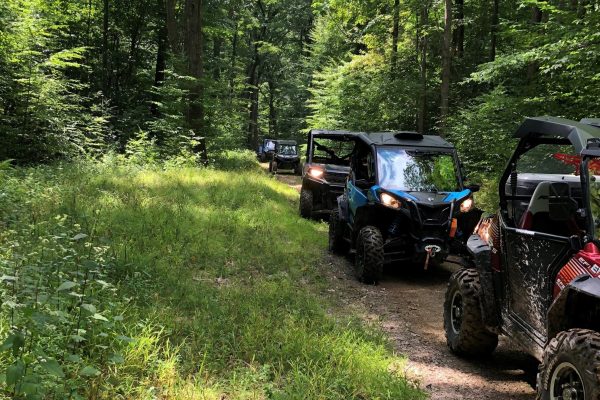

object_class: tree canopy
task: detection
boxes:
[1,0,599,174]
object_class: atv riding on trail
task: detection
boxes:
[329,131,481,284]
[444,116,600,399]
[257,138,277,162]
[299,130,358,219]
[268,140,301,175]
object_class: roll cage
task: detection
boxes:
[499,116,600,240]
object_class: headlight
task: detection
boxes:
[309,168,324,179]
[381,193,401,209]
[460,197,474,213]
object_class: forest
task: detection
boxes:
[1,0,598,170]
[1,0,600,398]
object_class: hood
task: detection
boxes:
[384,188,470,206]
[325,164,350,174]
[276,154,299,160]
[309,163,350,175]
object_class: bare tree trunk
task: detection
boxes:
[417,4,428,134]
[577,0,588,18]
[213,37,222,80]
[185,0,204,131]
[268,80,277,137]
[490,0,499,60]
[229,26,238,98]
[452,0,464,57]
[391,0,400,75]
[527,6,542,83]
[440,0,452,136]
[151,14,168,117]
[102,0,109,95]
[166,0,179,52]
[246,43,261,149]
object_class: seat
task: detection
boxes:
[519,181,579,236]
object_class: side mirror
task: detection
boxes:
[548,183,577,221]
[354,179,372,190]
[467,184,481,193]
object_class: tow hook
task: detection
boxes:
[424,245,441,271]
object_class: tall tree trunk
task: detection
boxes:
[417,4,428,133]
[577,0,588,18]
[527,6,542,83]
[213,37,222,80]
[151,14,168,117]
[229,26,238,98]
[166,0,179,52]
[490,0,499,60]
[246,44,260,149]
[452,0,464,57]
[185,0,204,131]
[391,0,400,75]
[268,79,277,137]
[440,0,452,136]
[102,0,109,95]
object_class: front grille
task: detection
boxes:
[418,205,450,224]
[325,173,348,186]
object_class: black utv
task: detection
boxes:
[257,138,277,162]
[329,131,481,283]
[268,140,301,175]
[299,130,358,219]
[444,116,600,399]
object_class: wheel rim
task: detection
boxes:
[550,362,585,400]
[450,290,463,335]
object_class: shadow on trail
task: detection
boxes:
[373,261,538,398]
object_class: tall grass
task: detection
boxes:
[0,158,424,399]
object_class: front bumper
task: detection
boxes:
[302,175,347,213]
[274,157,300,169]
[379,202,470,263]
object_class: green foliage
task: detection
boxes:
[0,160,424,398]
[212,150,261,171]
[0,0,108,163]
[307,16,421,132]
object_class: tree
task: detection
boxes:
[440,0,452,135]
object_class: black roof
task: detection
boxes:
[309,129,361,135]
[309,129,361,141]
[580,118,600,129]
[276,140,297,145]
[514,116,600,153]
[357,131,455,149]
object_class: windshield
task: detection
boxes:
[279,145,297,156]
[377,147,460,192]
[311,137,355,166]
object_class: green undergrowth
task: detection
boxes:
[0,157,424,399]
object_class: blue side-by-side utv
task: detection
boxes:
[329,131,481,283]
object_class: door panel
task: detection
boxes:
[502,227,571,341]
[347,181,368,222]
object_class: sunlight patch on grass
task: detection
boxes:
[0,160,424,399]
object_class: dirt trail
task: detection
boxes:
[270,168,537,399]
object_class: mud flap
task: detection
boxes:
[337,194,348,222]
[467,234,502,329]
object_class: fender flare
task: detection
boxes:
[547,275,600,340]
[337,194,348,222]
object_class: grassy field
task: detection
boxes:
[0,156,424,399]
